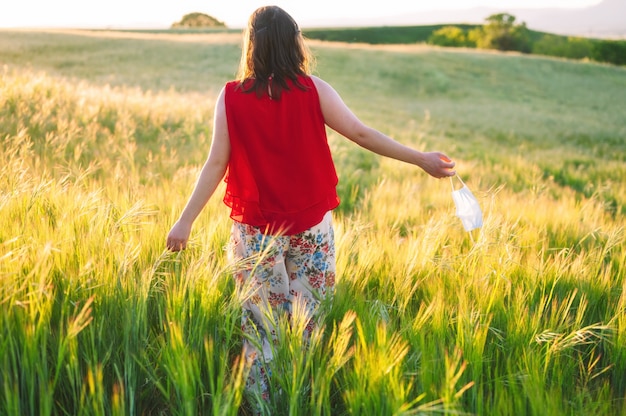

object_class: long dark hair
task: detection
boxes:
[236,6,313,99]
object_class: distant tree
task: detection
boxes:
[428,26,475,47]
[469,13,531,53]
[171,12,226,28]
[533,35,594,60]
[592,40,626,65]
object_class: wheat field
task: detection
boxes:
[1,29,625,415]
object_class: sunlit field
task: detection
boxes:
[1,29,625,415]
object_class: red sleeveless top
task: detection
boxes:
[223,75,340,235]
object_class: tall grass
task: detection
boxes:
[1,30,625,415]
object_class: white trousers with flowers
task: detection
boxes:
[229,211,336,404]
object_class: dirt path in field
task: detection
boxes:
[2,28,440,52]
[4,28,243,44]
[2,28,498,56]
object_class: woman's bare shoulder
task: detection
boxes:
[310,75,339,101]
[310,75,329,90]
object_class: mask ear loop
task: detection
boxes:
[450,175,466,192]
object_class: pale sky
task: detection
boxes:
[0,0,604,29]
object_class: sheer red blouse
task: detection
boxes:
[223,75,340,235]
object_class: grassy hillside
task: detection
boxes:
[302,25,626,66]
[1,29,625,415]
[303,24,481,44]
[302,24,546,44]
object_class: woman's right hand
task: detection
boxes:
[166,220,192,251]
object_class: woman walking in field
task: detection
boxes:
[166,4,455,411]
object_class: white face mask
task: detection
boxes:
[451,177,483,232]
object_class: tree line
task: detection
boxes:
[428,13,626,66]
[170,11,625,66]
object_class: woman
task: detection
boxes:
[166,4,456,409]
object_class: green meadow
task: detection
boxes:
[1,29,625,415]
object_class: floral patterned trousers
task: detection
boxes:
[229,211,336,405]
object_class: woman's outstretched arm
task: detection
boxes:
[312,76,456,179]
